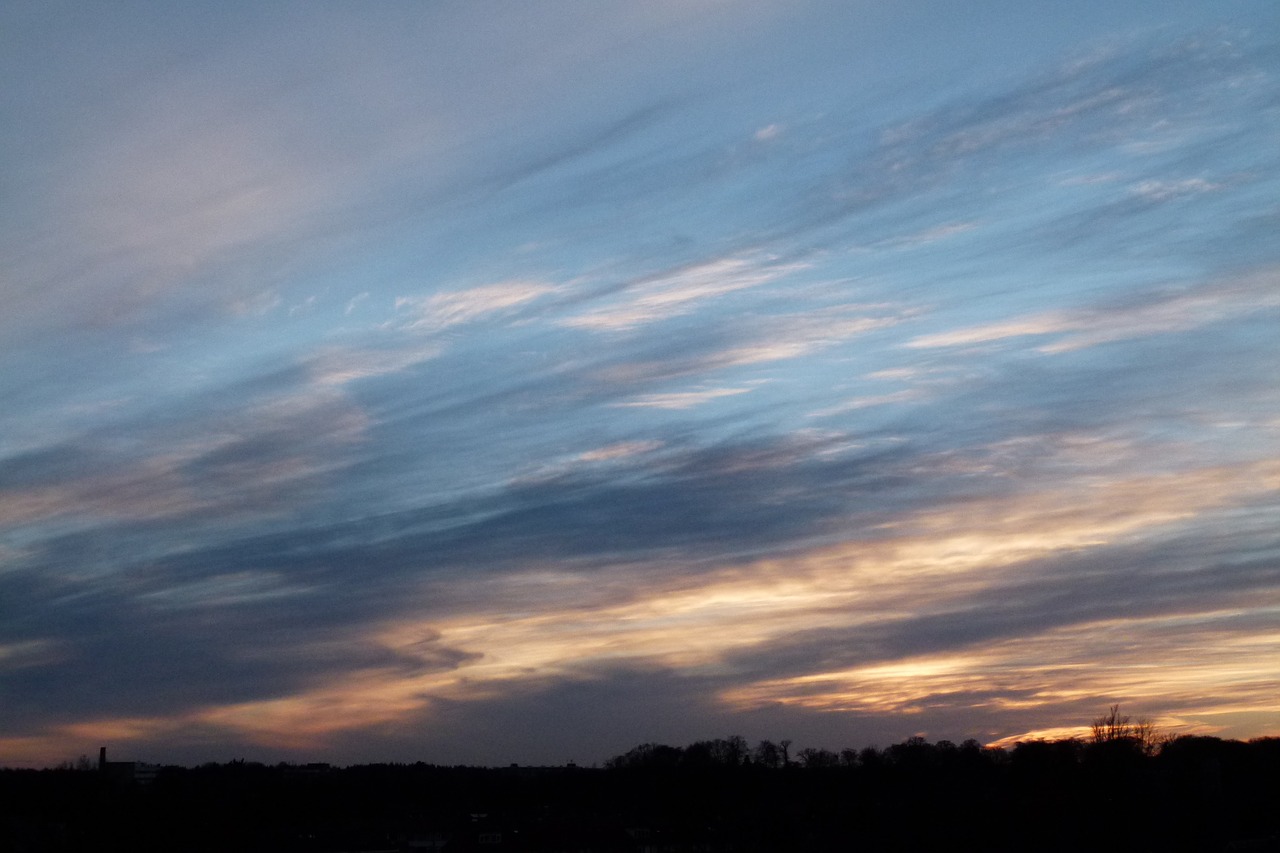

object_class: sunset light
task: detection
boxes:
[1,1,1277,770]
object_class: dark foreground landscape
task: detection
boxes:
[3,731,1279,853]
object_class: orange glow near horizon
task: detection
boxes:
[7,455,1278,765]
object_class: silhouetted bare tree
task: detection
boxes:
[754,740,783,769]
[1091,704,1163,755]
[797,748,839,769]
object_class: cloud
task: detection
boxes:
[754,123,783,142]
[3,381,1276,761]
[0,383,368,535]
[759,27,1278,274]
[869,221,980,250]
[2,4,729,343]
[906,315,1072,351]
[344,292,370,315]
[137,572,314,610]
[562,256,806,332]
[714,309,904,366]
[1129,177,1221,202]
[268,456,1274,746]
[613,386,755,410]
[907,267,1280,353]
[587,303,905,397]
[394,281,561,332]
[2,79,367,340]
[306,341,446,386]
[725,606,1280,746]
[576,440,665,463]
[0,639,63,672]
[2,10,1278,768]
[810,389,923,417]
[57,448,1266,753]
[510,440,668,486]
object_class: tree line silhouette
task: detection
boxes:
[2,709,1278,851]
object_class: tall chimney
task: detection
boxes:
[99,747,106,770]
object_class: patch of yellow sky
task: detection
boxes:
[6,454,1278,762]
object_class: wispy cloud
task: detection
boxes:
[613,386,756,410]
[306,341,445,386]
[576,440,665,463]
[754,123,783,142]
[588,304,904,395]
[142,452,1276,749]
[811,390,923,417]
[716,309,904,366]
[723,610,1280,733]
[395,281,561,332]
[0,387,368,532]
[1129,177,1221,202]
[908,267,1280,353]
[0,640,63,672]
[2,5,1278,767]
[563,256,806,332]
[869,220,980,250]
[138,572,313,610]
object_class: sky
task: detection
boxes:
[1,0,1278,768]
